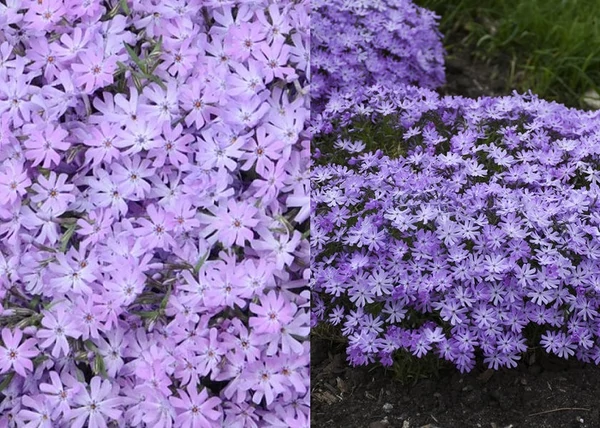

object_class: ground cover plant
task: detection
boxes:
[311,0,446,114]
[311,0,600,379]
[0,1,310,427]
[416,0,600,109]
[313,84,600,373]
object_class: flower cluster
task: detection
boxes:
[312,83,600,373]
[0,1,310,426]
[311,0,446,113]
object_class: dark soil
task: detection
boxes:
[312,340,600,428]
[439,34,514,100]
[312,39,600,428]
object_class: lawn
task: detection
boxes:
[418,0,600,108]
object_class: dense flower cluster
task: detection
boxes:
[312,84,600,372]
[0,1,310,426]
[311,0,445,112]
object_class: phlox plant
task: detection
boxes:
[0,0,310,427]
[312,83,600,374]
[311,0,446,113]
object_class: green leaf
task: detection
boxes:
[132,310,159,320]
[120,0,131,15]
[66,145,85,163]
[0,372,15,393]
[84,339,99,352]
[149,36,163,62]
[275,214,294,234]
[131,72,144,93]
[144,72,167,90]
[123,42,146,73]
[94,353,108,379]
[59,223,78,253]
[193,252,209,274]
[159,284,172,313]
[102,1,121,20]
[28,295,41,310]
[75,366,86,382]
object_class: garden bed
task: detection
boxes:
[311,29,600,428]
[312,340,600,428]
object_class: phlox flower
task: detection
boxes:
[80,122,121,167]
[96,329,125,378]
[225,22,266,61]
[239,126,285,175]
[256,4,292,43]
[223,402,260,428]
[139,390,176,428]
[21,205,61,245]
[259,308,309,356]
[87,169,130,216]
[251,228,302,270]
[198,199,259,247]
[135,204,177,250]
[114,119,162,155]
[229,59,266,98]
[0,328,39,377]
[169,385,222,428]
[69,376,124,428]
[73,296,106,341]
[180,80,219,130]
[54,27,92,61]
[23,0,65,31]
[149,122,194,168]
[23,123,70,168]
[143,81,180,124]
[242,357,286,406]
[111,154,155,200]
[0,160,30,204]
[163,37,200,77]
[195,127,245,171]
[71,51,117,94]
[249,290,296,335]
[37,305,81,358]
[49,250,97,296]
[249,159,288,204]
[30,172,75,214]
[252,38,297,83]
[16,395,56,428]
[76,209,114,246]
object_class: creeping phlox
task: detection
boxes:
[312,83,600,373]
[311,0,445,113]
[0,1,310,427]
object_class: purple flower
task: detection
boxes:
[30,172,75,214]
[37,305,81,358]
[69,377,125,428]
[0,328,39,377]
[169,385,222,428]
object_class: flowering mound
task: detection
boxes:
[312,84,600,373]
[311,0,445,113]
[0,1,309,427]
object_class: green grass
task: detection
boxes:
[417,0,600,108]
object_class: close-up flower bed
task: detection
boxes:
[312,83,600,373]
[0,1,310,427]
